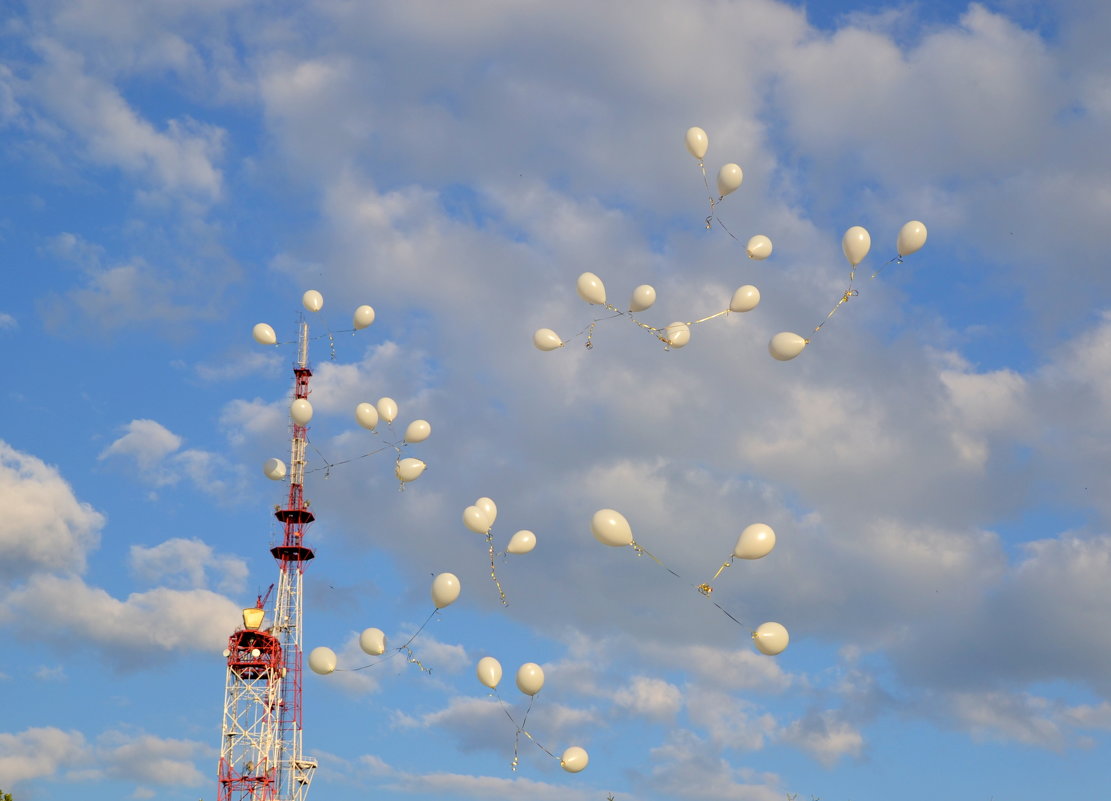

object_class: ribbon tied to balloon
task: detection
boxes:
[462,497,537,605]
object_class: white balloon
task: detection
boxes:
[431,572,461,609]
[729,285,760,313]
[629,284,656,312]
[768,332,807,361]
[302,290,324,312]
[476,497,497,527]
[745,234,773,260]
[561,746,589,773]
[685,126,708,160]
[507,529,537,554]
[476,656,503,689]
[897,220,928,257]
[463,505,491,534]
[355,402,379,430]
[308,646,337,675]
[734,523,776,559]
[752,621,789,655]
[404,419,431,443]
[533,328,564,351]
[359,627,387,656]
[290,398,313,425]
[376,397,398,424]
[842,226,871,267]
[395,457,426,483]
[717,163,743,196]
[576,272,607,305]
[515,662,545,696]
[252,323,277,346]
[262,458,287,481]
[591,509,633,547]
[353,305,376,329]
[664,322,690,349]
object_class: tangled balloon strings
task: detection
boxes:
[462,498,538,606]
[344,610,439,674]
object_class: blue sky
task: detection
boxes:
[2,0,1111,799]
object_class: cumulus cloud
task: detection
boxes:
[129,537,248,593]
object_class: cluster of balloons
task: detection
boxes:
[475,656,589,773]
[354,399,430,484]
[462,497,536,605]
[590,509,789,656]
[306,573,462,676]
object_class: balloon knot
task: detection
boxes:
[697,583,713,596]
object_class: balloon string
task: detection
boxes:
[698,160,741,242]
[813,253,906,336]
[573,302,735,351]
[498,692,559,771]
[304,437,404,477]
[342,609,440,674]
[486,533,509,606]
[629,539,747,629]
[698,555,736,595]
[870,255,902,280]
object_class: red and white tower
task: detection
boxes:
[218,319,318,801]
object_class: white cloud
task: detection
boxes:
[612,675,682,721]
[0,726,88,785]
[129,537,247,593]
[99,419,182,473]
[0,312,16,330]
[779,709,865,765]
[642,729,785,801]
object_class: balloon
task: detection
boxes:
[745,235,773,260]
[308,646,337,675]
[355,402,379,430]
[576,272,607,305]
[476,497,497,527]
[629,284,656,312]
[353,305,376,329]
[768,332,807,361]
[395,457,426,483]
[515,662,545,695]
[431,572,461,608]
[685,126,708,160]
[752,621,789,655]
[252,323,277,346]
[359,627,387,656]
[376,397,398,424]
[302,290,324,312]
[897,220,927,257]
[463,505,490,534]
[507,529,536,554]
[262,458,287,481]
[717,163,743,196]
[476,656,502,689]
[533,328,563,351]
[290,398,313,425]
[591,509,633,547]
[729,285,760,313]
[733,523,776,559]
[664,322,690,349]
[561,746,589,773]
[404,419,431,443]
[842,226,871,267]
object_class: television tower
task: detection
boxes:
[218,318,317,801]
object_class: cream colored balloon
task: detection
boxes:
[752,621,789,655]
[290,398,313,425]
[252,323,277,345]
[745,234,773,260]
[533,328,564,351]
[664,322,690,349]
[476,497,497,527]
[717,163,743,196]
[629,284,656,312]
[463,505,490,534]
[355,402,379,430]
[733,523,776,559]
[515,662,545,695]
[897,220,928,257]
[395,457,426,483]
[591,509,633,547]
[353,305,376,329]
[404,419,431,443]
[376,397,398,424]
[729,285,760,313]
[561,746,589,773]
[359,627,387,656]
[263,458,287,481]
[302,290,324,312]
[576,272,607,305]
[476,656,503,689]
[431,572,461,609]
[768,332,807,361]
[507,529,537,554]
[307,646,337,675]
[685,126,708,160]
[842,226,871,267]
